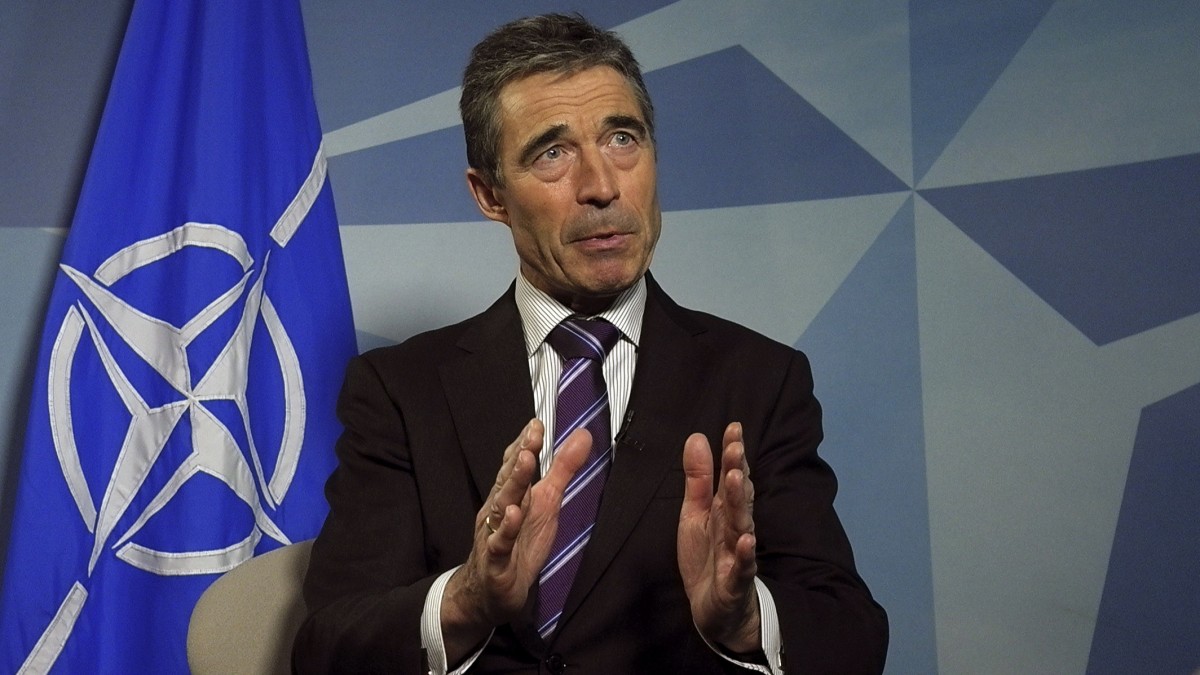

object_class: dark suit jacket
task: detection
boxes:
[293,275,887,674]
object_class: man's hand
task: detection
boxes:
[678,422,762,654]
[440,419,591,663]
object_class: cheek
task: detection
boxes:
[513,202,570,246]
[624,172,658,214]
[509,217,561,265]
[508,184,568,225]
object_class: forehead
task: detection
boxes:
[494,67,644,150]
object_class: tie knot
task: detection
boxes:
[546,317,621,361]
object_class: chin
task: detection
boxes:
[585,271,641,296]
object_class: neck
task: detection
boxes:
[565,293,618,316]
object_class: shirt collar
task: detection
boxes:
[514,272,646,356]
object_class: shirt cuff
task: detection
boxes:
[702,577,784,674]
[419,566,493,675]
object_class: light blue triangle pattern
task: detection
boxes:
[798,199,937,675]
[909,0,1055,181]
[919,153,1200,346]
[651,46,908,209]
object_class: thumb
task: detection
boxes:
[681,433,714,519]
[544,428,592,493]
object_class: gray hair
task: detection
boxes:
[460,13,655,186]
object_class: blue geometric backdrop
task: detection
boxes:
[2,2,1197,673]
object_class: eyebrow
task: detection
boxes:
[603,114,648,140]
[517,124,568,167]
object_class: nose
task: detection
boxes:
[575,146,619,207]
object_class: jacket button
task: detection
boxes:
[546,653,566,674]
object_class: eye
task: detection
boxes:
[530,144,573,179]
[607,131,641,158]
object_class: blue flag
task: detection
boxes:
[0,1,356,671]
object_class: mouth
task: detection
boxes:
[579,230,625,242]
[564,210,641,249]
[572,230,633,251]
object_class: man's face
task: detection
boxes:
[467,66,661,314]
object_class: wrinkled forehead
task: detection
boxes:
[494,67,647,151]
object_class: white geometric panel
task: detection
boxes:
[339,221,516,345]
[915,196,1200,673]
[323,88,461,158]
[922,1,1200,188]
[652,191,909,346]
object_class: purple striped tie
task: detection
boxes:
[536,317,621,638]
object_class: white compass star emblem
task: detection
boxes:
[50,222,306,576]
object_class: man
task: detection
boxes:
[294,13,887,674]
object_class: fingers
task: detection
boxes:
[719,426,758,587]
[719,440,755,538]
[506,419,543,476]
[718,422,748,488]
[683,424,751,565]
[721,421,742,455]
[491,450,535,518]
[479,420,544,557]
[489,420,542,509]
[677,424,760,650]
[485,503,525,557]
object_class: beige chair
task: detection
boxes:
[187,539,314,675]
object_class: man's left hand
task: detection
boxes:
[678,422,762,654]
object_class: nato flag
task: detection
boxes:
[0,0,357,671]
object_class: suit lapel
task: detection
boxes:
[556,277,712,631]
[438,288,548,654]
[440,287,537,503]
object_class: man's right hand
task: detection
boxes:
[439,419,591,664]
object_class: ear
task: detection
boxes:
[466,168,509,225]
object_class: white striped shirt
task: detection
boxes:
[513,272,645,471]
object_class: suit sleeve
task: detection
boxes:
[292,354,435,674]
[750,349,889,674]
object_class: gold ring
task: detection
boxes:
[485,511,501,534]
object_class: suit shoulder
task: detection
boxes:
[354,288,520,375]
[361,309,496,382]
[672,302,808,367]
[356,319,468,371]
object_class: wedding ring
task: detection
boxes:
[485,509,501,534]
